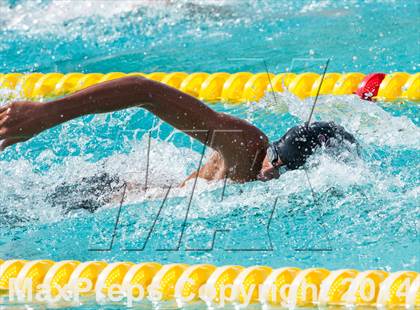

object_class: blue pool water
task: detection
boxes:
[0,0,419,286]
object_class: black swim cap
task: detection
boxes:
[268,121,357,170]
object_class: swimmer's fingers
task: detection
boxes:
[0,137,28,152]
[0,105,9,120]
[0,104,12,136]
[0,112,9,127]
[0,101,41,140]
[0,121,7,140]
[0,112,11,139]
[0,105,8,113]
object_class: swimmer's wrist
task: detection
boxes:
[43,76,149,120]
[40,76,155,128]
[42,99,79,127]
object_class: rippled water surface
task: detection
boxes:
[0,0,419,279]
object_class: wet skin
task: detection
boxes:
[0,76,283,184]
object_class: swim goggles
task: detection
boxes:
[266,143,289,174]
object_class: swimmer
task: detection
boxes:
[0,76,357,185]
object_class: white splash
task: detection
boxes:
[256,91,420,148]
[0,0,237,35]
[299,0,331,14]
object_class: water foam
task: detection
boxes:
[256,91,420,148]
[0,0,238,35]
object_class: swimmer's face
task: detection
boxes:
[257,154,283,182]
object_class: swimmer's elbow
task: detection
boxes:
[119,76,153,102]
[122,75,168,106]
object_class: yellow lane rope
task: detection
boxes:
[0,259,418,307]
[0,72,418,103]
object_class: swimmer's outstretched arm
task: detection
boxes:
[0,76,268,179]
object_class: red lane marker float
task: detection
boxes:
[356,73,386,101]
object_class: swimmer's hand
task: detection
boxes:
[0,101,54,151]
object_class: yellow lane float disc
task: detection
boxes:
[287,267,330,307]
[401,72,420,101]
[232,265,272,305]
[221,72,253,103]
[72,73,104,92]
[32,73,64,99]
[19,73,43,98]
[98,72,126,83]
[95,262,134,299]
[0,73,23,89]
[42,260,80,297]
[310,72,341,96]
[148,263,188,300]
[68,261,107,296]
[376,270,418,307]
[343,269,388,306]
[376,72,410,102]
[122,262,162,298]
[318,269,359,306]
[161,72,188,89]
[126,72,146,77]
[288,72,319,99]
[202,265,243,304]
[54,73,85,97]
[0,260,27,292]
[15,260,55,293]
[242,72,275,101]
[147,72,166,81]
[266,73,297,92]
[406,274,420,308]
[174,264,216,303]
[180,72,210,97]
[198,72,230,102]
[259,267,300,306]
[332,72,365,95]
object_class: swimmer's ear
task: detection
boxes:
[0,138,28,151]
